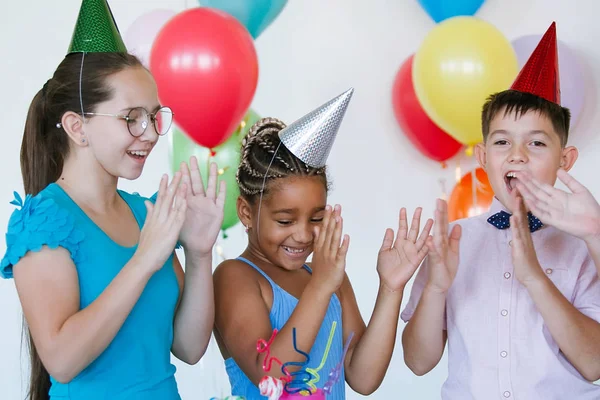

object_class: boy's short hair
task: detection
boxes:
[481,90,571,147]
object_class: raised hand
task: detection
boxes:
[178,157,226,257]
[425,199,461,294]
[310,205,350,296]
[510,189,544,287]
[377,208,433,292]
[136,172,187,273]
[515,169,600,241]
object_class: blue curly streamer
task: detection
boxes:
[281,327,312,395]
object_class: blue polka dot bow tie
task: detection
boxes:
[487,210,543,233]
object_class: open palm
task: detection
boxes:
[516,169,600,240]
[178,157,226,256]
[426,199,462,294]
[377,207,433,291]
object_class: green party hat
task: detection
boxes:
[68,0,127,53]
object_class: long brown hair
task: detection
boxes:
[20,51,142,400]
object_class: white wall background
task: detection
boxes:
[2,0,600,398]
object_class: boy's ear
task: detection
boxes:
[560,146,578,172]
[474,142,487,171]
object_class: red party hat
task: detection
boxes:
[510,22,560,105]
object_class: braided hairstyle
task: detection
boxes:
[236,117,329,203]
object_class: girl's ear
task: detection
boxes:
[237,196,253,230]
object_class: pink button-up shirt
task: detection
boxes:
[401,199,600,399]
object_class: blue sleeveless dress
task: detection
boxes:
[224,257,346,400]
[1,183,181,399]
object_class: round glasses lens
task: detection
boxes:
[127,108,149,137]
[155,107,173,135]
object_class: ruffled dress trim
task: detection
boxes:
[1,192,85,279]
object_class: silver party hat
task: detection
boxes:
[279,88,354,168]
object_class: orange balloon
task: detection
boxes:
[448,168,495,222]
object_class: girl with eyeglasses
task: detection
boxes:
[0,2,225,399]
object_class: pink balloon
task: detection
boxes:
[124,9,176,68]
[512,35,585,128]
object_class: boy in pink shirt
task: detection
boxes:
[401,22,600,400]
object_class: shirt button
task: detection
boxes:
[509,240,512,246]
[504,391,511,398]
[500,351,508,358]
[504,272,512,279]
[501,309,508,316]
[546,268,553,275]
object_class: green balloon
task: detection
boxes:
[170,109,262,233]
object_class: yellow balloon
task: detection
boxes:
[413,16,519,146]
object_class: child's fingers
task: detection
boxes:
[206,162,218,201]
[144,200,154,221]
[521,196,551,222]
[180,161,193,197]
[158,172,181,221]
[216,180,227,210]
[416,219,434,251]
[432,209,447,251]
[511,198,524,228]
[189,156,206,196]
[515,171,540,195]
[153,174,168,212]
[408,207,422,242]
[167,184,186,224]
[511,207,528,244]
[336,234,350,262]
[523,175,555,203]
[514,180,537,203]
[398,208,408,241]
[315,206,332,248]
[417,244,430,261]
[439,199,449,237]
[433,201,443,236]
[510,215,521,242]
[329,216,343,257]
[313,226,321,244]
[381,228,394,251]
[174,182,187,211]
[426,236,440,260]
[448,225,461,254]
[557,168,586,194]
[516,193,528,219]
[333,204,342,217]
[322,206,338,248]
[171,195,187,230]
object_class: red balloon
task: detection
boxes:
[150,8,259,149]
[392,54,462,162]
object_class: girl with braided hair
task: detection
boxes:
[213,91,433,399]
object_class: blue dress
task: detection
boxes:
[1,183,181,399]
[224,257,346,400]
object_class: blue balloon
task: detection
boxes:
[418,0,485,23]
[199,0,287,38]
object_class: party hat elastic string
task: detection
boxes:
[79,52,86,121]
[255,141,282,236]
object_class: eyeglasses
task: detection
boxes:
[82,106,174,137]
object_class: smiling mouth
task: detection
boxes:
[126,150,149,161]
[282,246,308,257]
